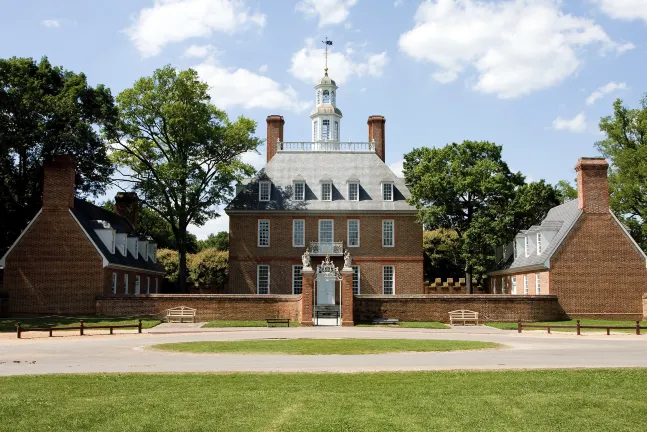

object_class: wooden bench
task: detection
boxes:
[373,318,399,325]
[448,310,479,326]
[265,318,291,327]
[166,306,197,323]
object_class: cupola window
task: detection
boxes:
[322,120,330,140]
[322,89,330,104]
[334,121,339,140]
[317,90,321,105]
[331,91,336,105]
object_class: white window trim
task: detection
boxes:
[318,219,334,243]
[382,265,395,295]
[523,275,529,295]
[259,181,271,202]
[257,219,270,247]
[124,273,129,295]
[535,274,541,295]
[257,264,270,294]
[321,182,332,201]
[511,276,517,295]
[292,219,305,248]
[524,236,529,257]
[493,278,497,295]
[112,272,118,295]
[292,265,303,295]
[382,219,395,248]
[347,219,360,247]
[294,181,305,201]
[347,182,359,201]
[537,232,543,255]
[352,265,360,295]
[382,182,394,202]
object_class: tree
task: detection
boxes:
[0,56,117,253]
[107,66,260,291]
[555,180,578,203]
[157,249,179,283]
[422,229,462,280]
[507,180,561,234]
[197,231,228,251]
[595,95,647,251]
[189,249,228,292]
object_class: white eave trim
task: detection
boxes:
[69,208,110,267]
[0,209,43,267]
[610,211,647,267]
[105,263,165,276]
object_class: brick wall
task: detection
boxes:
[96,294,302,322]
[0,294,8,318]
[354,294,566,323]
[266,115,284,163]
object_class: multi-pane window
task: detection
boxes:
[352,265,360,295]
[348,182,359,201]
[322,120,330,140]
[124,274,129,295]
[524,236,529,257]
[258,219,270,247]
[316,91,321,105]
[319,220,334,244]
[334,121,339,140]
[537,232,543,255]
[323,90,330,103]
[293,219,305,247]
[321,182,332,201]
[313,120,318,139]
[511,276,517,294]
[112,272,117,295]
[382,220,394,247]
[535,274,541,294]
[257,265,270,294]
[259,181,271,202]
[383,265,395,295]
[292,265,303,295]
[135,275,141,295]
[513,241,517,259]
[523,275,529,295]
[146,277,151,294]
[294,181,305,201]
[347,219,360,247]
[382,182,393,201]
[111,231,116,254]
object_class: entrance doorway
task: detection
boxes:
[314,256,342,326]
[317,275,335,305]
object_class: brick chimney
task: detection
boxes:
[266,115,284,163]
[367,115,386,162]
[115,192,140,229]
[575,157,609,214]
[43,155,76,210]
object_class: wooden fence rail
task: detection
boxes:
[517,319,645,336]
[16,320,142,339]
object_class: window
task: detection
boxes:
[513,241,517,259]
[382,220,394,247]
[382,182,393,201]
[294,181,305,201]
[111,231,116,254]
[493,278,497,294]
[135,275,141,295]
[322,120,330,140]
[259,181,271,202]
[334,121,339,140]
[503,244,508,257]
[383,265,395,295]
[523,275,528,295]
[511,276,517,294]
[293,219,305,247]
[537,232,543,255]
[124,274,129,295]
[347,219,360,247]
[316,90,321,105]
[352,265,360,295]
[331,91,336,105]
[257,265,270,294]
[319,219,334,244]
[524,236,529,257]
[112,272,118,295]
[323,89,330,103]
[135,240,139,258]
[313,120,318,139]
[155,278,159,294]
[146,277,151,294]
[321,182,332,201]
[535,274,541,295]
[348,182,359,201]
[292,265,303,294]
[258,219,270,247]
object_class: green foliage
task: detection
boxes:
[555,180,578,203]
[0,56,117,252]
[106,65,261,289]
[197,231,228,251]
[188,249,228,290]
[595,95,647,251]
[422,229,462,279]
[157,248,179,283]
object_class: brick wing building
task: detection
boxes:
[0,156,165,315]
[489,157,647,319]
[225,70,423,325]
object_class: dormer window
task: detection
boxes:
[348,182,359,201]
[323,89,330,104]
[524,236,529,257]
[294,181,305,201]
[321,181,332,201]
[110,230,116,254]
[513,241,518,259]
[382,182,394,201]
[134,240,138,258]
[537,232,543,255]
[259,181,271,202]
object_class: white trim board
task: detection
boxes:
[0,209,43,267]
[69,208,110,266]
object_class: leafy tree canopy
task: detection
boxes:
[197,231,228,251]
[422,229,462,280]
[555,180,578,203]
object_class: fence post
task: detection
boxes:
[547,327,551,334]
[16,323,21,339]
[110,326,114,335]
[576,320,581,336]
[49,327,53,337]
[138,319,142,334]
[517,319,522,333]
[80,320,84,336]
[636,321,641,336]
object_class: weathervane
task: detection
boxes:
[322,36,333,74]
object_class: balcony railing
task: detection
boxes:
[309,241,344,256]
[277,140,375,153]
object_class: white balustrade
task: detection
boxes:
[278,140,375,153]
[309,241,344,256]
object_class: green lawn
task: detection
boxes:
[202,320,300,328]
[0,317,161,333]
[487,319,647,333]
[1,370,646,431]
[356,321,449,329]
[152,338,499,355]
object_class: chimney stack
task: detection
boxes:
[575,157,609,214]
[42,156,76,210]
[367,115,386,162]
[266,115,285,163]
[115,192,140,229]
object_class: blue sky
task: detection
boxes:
[1,0,646,238]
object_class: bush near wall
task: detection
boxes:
[157,248,228,293]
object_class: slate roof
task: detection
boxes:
[71,198,165,273]
[226,152,416,213]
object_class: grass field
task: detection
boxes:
[1,369,646,431]
[487,319,647,333]
[152,338,500,355]
[0,317,161,333]
[202,320,300,328]
[356,321,450,329]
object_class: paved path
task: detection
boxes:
[1,326,647,376]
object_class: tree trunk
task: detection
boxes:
[177,224,188,293]
[465,266,473,294]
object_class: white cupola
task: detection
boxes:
[310,71,342,142]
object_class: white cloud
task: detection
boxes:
[593,0,647,23]
[194,55,309,112]
[394,0,403,7]
[616,42,636,54]
[553,112,587,133]
[126,0,266,58]
[240,148,266,171]
[296,0,357,27]
[41,19,60,28]
[258,64,268,73]
[289,38,388,85]
[586,82,628,105]
[399,0,630,99]
[389,159,405,178]
[183,44,217,58]
[359,87,367,92]
[189,211,229,238]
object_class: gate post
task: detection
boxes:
[340,267,355,327]
[301,267,315,326]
